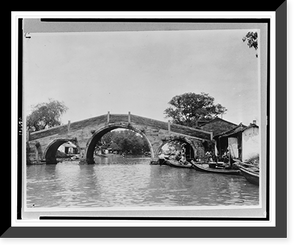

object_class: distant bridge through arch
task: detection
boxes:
[27,113,213,164]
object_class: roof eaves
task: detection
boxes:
[213,123,246,138]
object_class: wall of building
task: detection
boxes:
[242,127,259,161]
[228,137,239,158]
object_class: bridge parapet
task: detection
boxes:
[27,113,213,164]
[130,114,212,140]
[29,113,211,141]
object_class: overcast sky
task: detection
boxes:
[23,28,260,126]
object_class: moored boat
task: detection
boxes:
[165,159,192,168]
[191,160,241,175]
[208,161,226,168]
[234,162,259,185]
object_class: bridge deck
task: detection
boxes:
[29,114,212,141]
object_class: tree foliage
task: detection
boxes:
[242,31,258,57]
[26,99,68,132]
[96,129,150,155]
[164,92,227,127]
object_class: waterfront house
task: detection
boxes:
[240,123,260,161]
[58,141,78,154]
[196,117,238,154]
[214,122,259,162]
[196,117,238,137]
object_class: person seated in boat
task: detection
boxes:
[222,151,229,163]
[195,157,201,162]
[205,151,213,162]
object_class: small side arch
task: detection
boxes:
[43,138,78,164]
[157,136,197,161]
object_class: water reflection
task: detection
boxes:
[26,156,259,208]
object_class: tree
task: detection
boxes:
[164,92,227,127]
[242,31,258,57]
[112,130,150,155]
[26,99,68,132]
[95,129,150,155]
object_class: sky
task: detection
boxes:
[23,28,260,126]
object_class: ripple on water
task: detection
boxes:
[26,158,259,208]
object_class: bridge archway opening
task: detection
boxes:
[85,124,154,164]
[159,138,195,161]
[44,139,79,164]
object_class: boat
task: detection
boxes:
[208,161,226,168]
[165,159,192,168]
[234,162,259,185]
[191,160,241,175]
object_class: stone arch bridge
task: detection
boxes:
[27,113,213,164]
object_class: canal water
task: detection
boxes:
[26,156,259,208]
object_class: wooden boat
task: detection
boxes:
[208,161,226,168]
[191,160,241,175]
[234,162,259,185]
[165,159,192,168]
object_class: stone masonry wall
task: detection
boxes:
[27,114,212,164]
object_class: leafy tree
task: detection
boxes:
[242,31,258,57]
[164,92,227,127]
[26,99,68,131]
[94,131,113,152]
[95,129,150,155]
[113,130,150,155]
[100,131,113,147]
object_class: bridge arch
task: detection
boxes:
[27,113,212,165]
[43,138,78,164]
[158,136,197,160]
[85,123,155,164]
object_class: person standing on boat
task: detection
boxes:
[225,147,234,166]
[158,152,166,166]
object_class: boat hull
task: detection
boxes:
[238,166,259,185]
[165,159,192,168]
[191,161,241,175]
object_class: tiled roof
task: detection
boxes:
[214,123,259,138]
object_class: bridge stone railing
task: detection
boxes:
[29,113,211,141]
[27,113,212,164]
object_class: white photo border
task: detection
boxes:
[7,7,286,237]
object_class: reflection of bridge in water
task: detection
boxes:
[27,113,213,164]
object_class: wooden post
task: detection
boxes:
[107,111,110,123]
[128,111,131,123]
